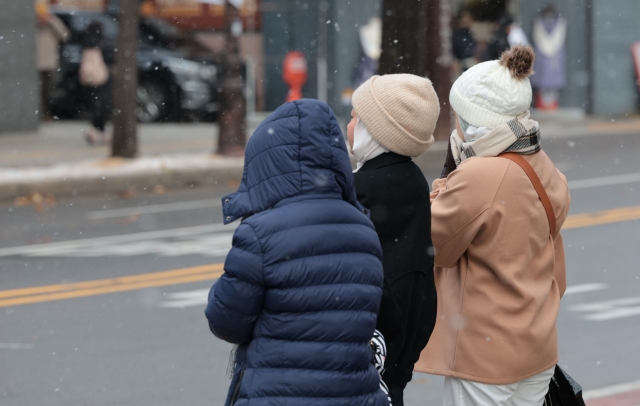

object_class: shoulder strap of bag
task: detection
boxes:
[499,152,556,236]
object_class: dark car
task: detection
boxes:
[51,9,220,123]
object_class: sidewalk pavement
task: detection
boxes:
[0,119,256,202]
[1,112,639,202]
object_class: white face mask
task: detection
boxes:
[352,117,389,173]
[458,115,494,143]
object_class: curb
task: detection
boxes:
[0,154,244,202]
[0,124,633,203]
[0,145,449,202]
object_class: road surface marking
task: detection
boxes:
[583,378,640,400]
[563,206,640,229]
[0,263,224,308]
[585,389,640,406]
[569,172,640,190]
[564,283,608,295]
[0,223,236,258]
[160,288,209,308]
[86,199,222,220]
[0,343,33,350]
[569,296,640,321]
[0,205,635,259]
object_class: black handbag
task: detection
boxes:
[544,365,586,406]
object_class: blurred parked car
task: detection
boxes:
[50,9,221,123]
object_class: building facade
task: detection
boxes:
[263,0,640,118]
[0,0,39,132]
[261,0,381,117]
[510,0,639,116]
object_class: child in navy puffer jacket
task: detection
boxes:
[205,99,389,406]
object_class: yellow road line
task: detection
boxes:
[0,264,223,308]
[0,263,223,300]
[1,205,638,308]
[563,206,640,230]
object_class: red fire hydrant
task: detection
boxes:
[283,51,308,102]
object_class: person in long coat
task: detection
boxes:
[347,74,440,406]
[205,99,389,406]
[35,1,69,121]
[415,45,571,406]
[80,21,112,145]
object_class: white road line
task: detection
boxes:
[583,378,640,400]
[0,343,33,350]
[569,296,640,321]
[166,284,609,309]
[568,172,640,190]
[584,306,640,321]
[160,288,209,308]
[86,199,222,220]
[0,223,237,258]
[564,283,608,295]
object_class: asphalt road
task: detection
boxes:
[1,130,640,405]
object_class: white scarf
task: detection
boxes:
[352,117,389,172]
[451,111,541,165]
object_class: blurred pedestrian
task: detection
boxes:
[348,74,439,406]
[415,45,571,406]
[353,16,382,89]
[79,21,112,145]
[508,21,530,47]
[531,4,567,111]
[482,14,513,62]
[451,10,477,74]
[205,99,389,406]
[35,0,69,121]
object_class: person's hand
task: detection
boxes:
[440,139,457,178]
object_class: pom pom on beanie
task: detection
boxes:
[500,45,535,79]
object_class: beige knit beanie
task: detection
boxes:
[351,74,440,157]
[450,45,535,128]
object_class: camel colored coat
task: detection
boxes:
[415,150,570,385]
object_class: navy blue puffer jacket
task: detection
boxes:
[205,99,387,406]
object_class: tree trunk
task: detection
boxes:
[424,0,453,141]
[379,0,425,75]
[217,1,246,157]
[111,0,139,158]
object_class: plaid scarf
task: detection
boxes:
[451,111,541,166]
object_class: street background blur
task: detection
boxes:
[1,0,640,405]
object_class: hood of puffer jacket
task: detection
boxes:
[222,99,365,224]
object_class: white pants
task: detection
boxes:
[443,367,555,406]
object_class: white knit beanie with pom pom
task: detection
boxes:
[450,45,535,128]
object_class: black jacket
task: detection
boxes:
[354,152,437,389]
[452,28,476,61]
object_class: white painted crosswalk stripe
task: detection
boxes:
[0,223,237,258]
[562,283,640,321]
[160,288,209,308]
[570,296,640,321]
[160,283,636,323]
[568,172,640,190]
[564,283,608,295]
[86,199,221,220]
